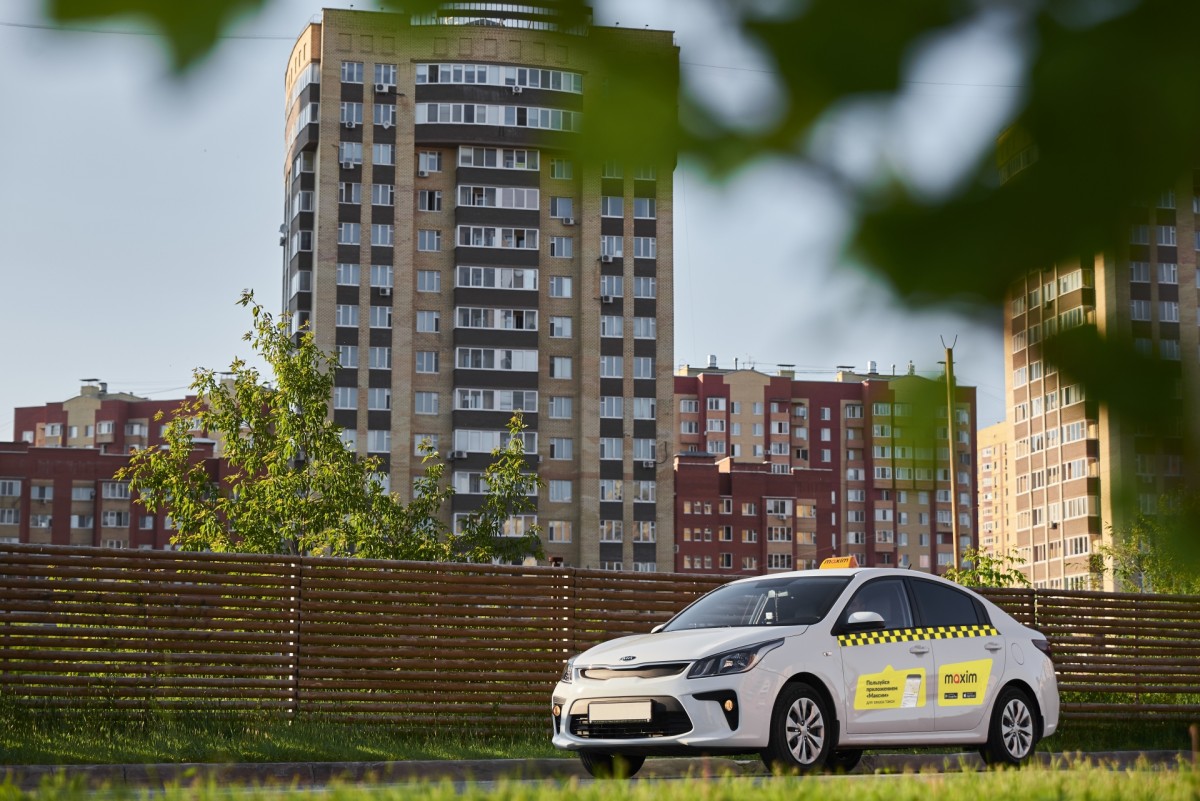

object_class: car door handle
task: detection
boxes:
[909,645,930,655]
[985,642,1003,652]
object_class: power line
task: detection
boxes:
[0,19,292,40]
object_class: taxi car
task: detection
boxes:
[551,559,1058,776]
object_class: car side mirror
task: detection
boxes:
[843,611,886,632]
[650,623,665,634]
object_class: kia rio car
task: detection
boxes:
[551,562,1058,777]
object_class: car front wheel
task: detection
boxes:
[579,751,645,778]
[981,686,1038,766]
[761,682,834,773]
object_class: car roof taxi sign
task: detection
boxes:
[820,556,859,569]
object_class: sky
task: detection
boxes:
[0,0,1020,440]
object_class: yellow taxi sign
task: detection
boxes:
[820,556,860,569]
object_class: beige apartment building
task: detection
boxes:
[998,137,1196,588]
[282,6,678,570]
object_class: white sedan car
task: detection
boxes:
[551,562,1059,777]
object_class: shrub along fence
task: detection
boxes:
[0,543,1197,727]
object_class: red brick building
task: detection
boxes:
[673,363,978,575]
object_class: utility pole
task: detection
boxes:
[943,337,960,572]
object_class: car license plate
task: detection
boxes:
[588,701,652,723]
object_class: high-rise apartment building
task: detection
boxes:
[977,420,1013,557]
[282,6,678,570]
[673,362,978,575]
[998,133,1196,590]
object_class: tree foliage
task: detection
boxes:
[944,548,1032,589]
[118,292,542,562]
[1089,497,1200,595]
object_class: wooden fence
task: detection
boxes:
[0,543,1197,725]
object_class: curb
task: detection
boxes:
[2,751,1190,790]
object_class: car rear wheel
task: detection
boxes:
[761,682,834,773]
[579,751,645,778]
[981,686,1038,766]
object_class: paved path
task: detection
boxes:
[2,751,1190,790]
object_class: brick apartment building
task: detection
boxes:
[282,5,678,570]
[673,361,978,575]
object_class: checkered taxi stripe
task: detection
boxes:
[837,624,999,647]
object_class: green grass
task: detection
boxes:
[0,767,1197,801]
[0,700,1194,765]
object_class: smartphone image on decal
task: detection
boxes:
[902,673,922,707]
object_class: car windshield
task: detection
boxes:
[662,576,851,631]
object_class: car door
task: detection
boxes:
[908,578,1006,733]
[835,577,934,735]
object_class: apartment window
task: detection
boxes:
[602,161,623,178]
[540,521,571,545]
[416,311,440,333]
[549,197,573,219]
[549,437,574,459]
[681,399,699,413]
[550,356,572,379]
[1130,299,1151,320]
[599,479,623,501]
[681,421,698,434]
[633,398,656,419]
[417,230,442,251]
[338,223,361,245]
[1130,261,1150,282]
[767,554,793,571]
[633,356,654,379]
[371,224,394,247]
[368,388,391,410]
[101,511,130,528]
[549,316,572,337]
[1160,301,1180,322]
[367,430,391,453]
[374,62,397,86]
[416,270,441,292]
[633,481,656,503]
[1158,263,1178,284]
[341,61,363,83]
[600,235,623,257]
[1157,225,1177,246]
[340,101,363,126]
[547,396,573,419]
[413,434,438,455]
[334,264,359,286]
[335,305,359,327]
[339,142,363,166]
[1161,339,1181,360]
[373,347,395,370]
[633,317,656,339]
[550,158,573,179]
[633,237,656,259]
[599,437,623,460]
[333,387,356,409]
[338,345,359,368]
[633,197,656,219]
[600,315,623,337]
[374,103,396,128]
[600,396,623,418]
[633,276,657,298]
[549,276,572,297]
[339,182,362,204]
[549,236,574,258]
[415,352,439,374]
[599,520,623,542]
[600,355,623,378]
[549,480,572,502]
[369,306,392,328]
[414,392,439,415]
[601,196,623,217]
[372,143,395,166]
[600,275,623,297]
[418,151,442,172]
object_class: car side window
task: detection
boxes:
[909,580,984,628]
[842,578,913,631]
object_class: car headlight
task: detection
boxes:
[560,657,576,684]
[687,639,783,679]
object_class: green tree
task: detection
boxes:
[119,292,542,562]
[944,548,1031,589]
[1089,496,1200,595]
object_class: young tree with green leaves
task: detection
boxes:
[1089,496,1200,595]
[119,292,542,563]
[944,548,1032,589]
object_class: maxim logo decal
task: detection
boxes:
[944,670,979,685]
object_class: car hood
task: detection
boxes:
[573,626,808,668]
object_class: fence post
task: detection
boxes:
[289,556,303,718]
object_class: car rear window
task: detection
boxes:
[909,579,985,628]
[662,576,851,631]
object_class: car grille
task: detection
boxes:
[568,698,693,739]
[581,663,690,680]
